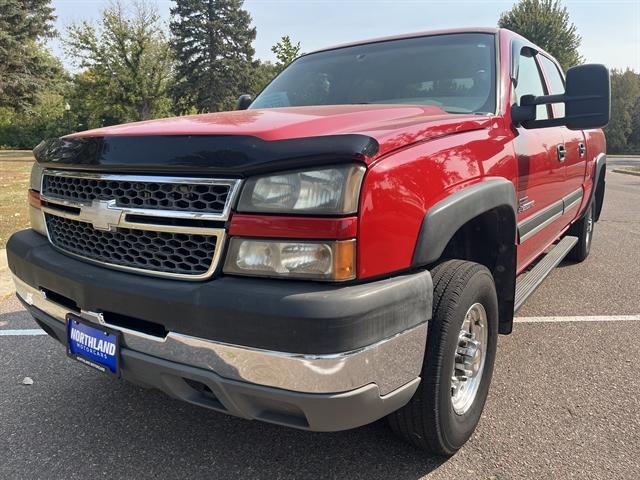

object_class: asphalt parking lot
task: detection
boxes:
[1,161,639,479]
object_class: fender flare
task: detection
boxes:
[412,178,517,267]
[590,153,606,222]
[412,178,518,334]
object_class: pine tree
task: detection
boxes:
[498,0,583,71]
[0,0,61,110]
[170,0,256,113]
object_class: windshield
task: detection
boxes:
[251,33,496,114]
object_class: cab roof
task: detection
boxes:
[307,27,502,56]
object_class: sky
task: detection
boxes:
[50,0,640,72]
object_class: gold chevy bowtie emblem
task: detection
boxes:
[77,199,123,231]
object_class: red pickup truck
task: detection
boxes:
[8,28,609,455]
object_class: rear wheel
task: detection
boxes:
[567,200,595,262]
[387,260,498,455]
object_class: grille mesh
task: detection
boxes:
[45,214,217,275]
[43,175,230,213]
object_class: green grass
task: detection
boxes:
[0,150,34,248]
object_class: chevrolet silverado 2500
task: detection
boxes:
[7,28,610,455]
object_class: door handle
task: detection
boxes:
[578,143,586,157]
[557,144,566,162]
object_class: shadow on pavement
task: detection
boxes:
[0,308,35,328]
[34,371,447,479]
[1,297,448,478]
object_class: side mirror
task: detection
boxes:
[236,94,253,110]
[512,64,610,130]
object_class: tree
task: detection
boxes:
[498,0,583,71]
[630,95,640,152]
[606,69,640,153]
[170,0,256,112]
[65,69,131,130]
[64,1,173,122]
[0,91,69,148]
[271,35,301,74]
[0,0,61,110]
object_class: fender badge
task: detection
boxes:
[518,197,535,214]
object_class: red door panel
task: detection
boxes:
[513,126,566,271]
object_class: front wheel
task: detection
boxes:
[387,260,498,455]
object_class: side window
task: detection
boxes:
[514,53,549,120]
[538,55,565,118]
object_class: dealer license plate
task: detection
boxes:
[67,316,120,376]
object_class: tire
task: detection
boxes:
[387,260,498,455]
[567,200,595,262]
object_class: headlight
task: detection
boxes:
[223,238,356,281]
[237,165,365,214]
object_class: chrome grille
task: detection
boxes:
[43,174,231,213]
[45,215,218,275]
[40,171,240,280]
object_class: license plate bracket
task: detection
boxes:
[67,315,121,377]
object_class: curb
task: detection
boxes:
[0,249,15,301]
[612,168,640,177]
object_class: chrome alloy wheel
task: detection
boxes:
[451,303,488,415]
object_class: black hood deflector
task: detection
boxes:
[34,134,379,176]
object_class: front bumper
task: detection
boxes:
[20,300,422,431]
[8,229,433,431]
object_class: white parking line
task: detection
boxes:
[515,315,640,323]
[0,329,47,336]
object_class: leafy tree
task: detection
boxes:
[170,0,256,112]
[0,91,68,148]
[65,69,131,130]
[628,89,640,152]
[0,0,62,110]
[498,0,583,71]
[606,69,640,153]
[64,0,173,122]
[271,35,301,74]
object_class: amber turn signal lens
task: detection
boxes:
[333,239,356,281]
[27,189,47,236]
[28,189,42,209]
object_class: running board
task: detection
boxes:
[514,236,578,312]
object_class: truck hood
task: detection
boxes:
[70,105,492,156]
[36,105,493,175]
